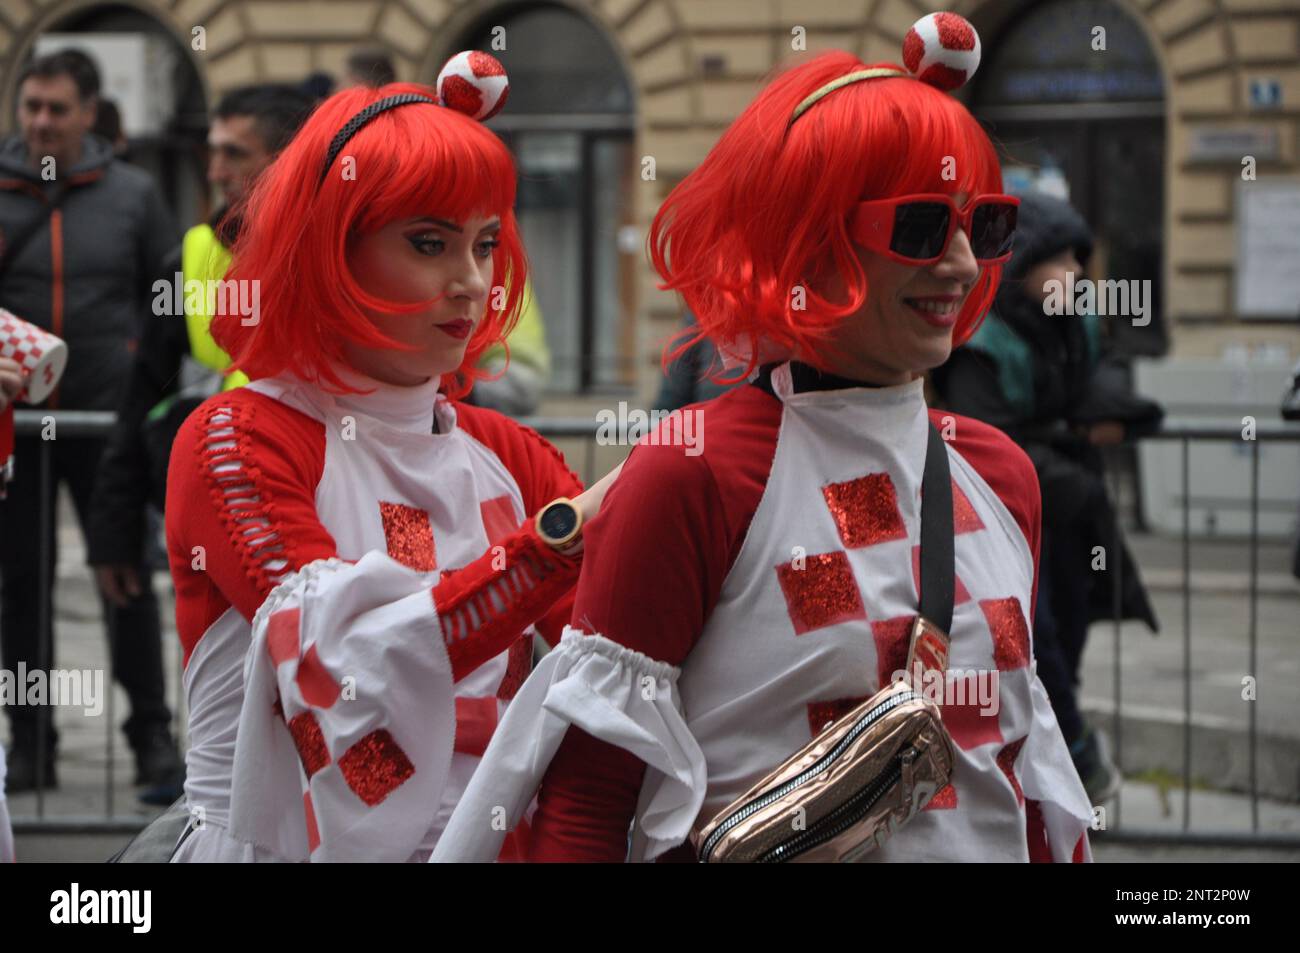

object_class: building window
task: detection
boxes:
[462,4,637,393]
[973,0,1168,355]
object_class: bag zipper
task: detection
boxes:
[698,689,918,862]
[757,750,910,863]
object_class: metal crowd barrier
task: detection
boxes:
[6,409,1300,851]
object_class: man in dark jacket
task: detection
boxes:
[0,50,180,791]
[934,191,1163,804]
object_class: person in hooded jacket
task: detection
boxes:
[0,49,180,791]
[933,190,1163,803]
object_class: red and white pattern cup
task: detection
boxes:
[0,308,68,404]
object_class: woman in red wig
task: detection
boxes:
[434,20,1094,863]
[165,56,618,862]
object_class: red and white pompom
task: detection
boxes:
[436,50,510,121]
[902,12,981,91]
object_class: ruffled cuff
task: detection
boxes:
[431,626,706,863]
[231,552,456,862]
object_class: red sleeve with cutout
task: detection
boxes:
[167,389,336,667]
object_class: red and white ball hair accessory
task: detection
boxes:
[436,51,510,122]
[902,12,981,91]
[317,50,510,188]
[788,13,982,126]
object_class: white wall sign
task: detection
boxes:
[1236,177,1300,319]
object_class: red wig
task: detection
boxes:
[650,52,1005,381]
[211,82,528,399]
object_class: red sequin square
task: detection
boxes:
[288,711,330,779]
[480,495,519,545]
[998,736,1028,806]
[923,783,958,811]
[822,473,908,548]
[806,696,869,737]
[871,615,913,687]
[339,729,415,806]
[981,597,1030,670]
[379,501,437,571]
[297,644,342,709]
[776,552,867,635]
[952,480,985,534]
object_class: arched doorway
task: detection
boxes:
[972,0,1167,356]
[31,3,208,228]
[457,3,637,394]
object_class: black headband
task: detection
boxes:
[317,92,439,189]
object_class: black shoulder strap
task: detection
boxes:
[0,184,70,285]
[919,422,954,634]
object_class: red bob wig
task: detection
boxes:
[649,52,1005,380]
[211,82,528,399]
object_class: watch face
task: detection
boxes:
[539,502,578,541]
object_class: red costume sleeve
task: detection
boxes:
[167,389,335,666]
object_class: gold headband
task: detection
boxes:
[788,67,912,127]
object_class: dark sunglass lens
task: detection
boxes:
[971,203,1018,260]
[890,203,950,260]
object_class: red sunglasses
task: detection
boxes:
[849,193,1020,265]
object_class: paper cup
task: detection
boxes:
[0,308,68,404]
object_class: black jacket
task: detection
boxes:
[934,192,1161,632]
[0,134,178,411]
[85,208,238,566]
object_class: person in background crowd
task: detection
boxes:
[0,49,180,793]
[92,97,128,156]
[298,72,336,105]
[654,314,740,412]
[346,48,397,88]
[463,280,552,416]
[932,190,1163,803]
[87,83,315,803]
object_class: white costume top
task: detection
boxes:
[435,362,1093,862]
[166,369,582,861]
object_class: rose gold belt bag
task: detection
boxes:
[693,423,958,863]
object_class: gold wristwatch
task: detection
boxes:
[535,497,584,553]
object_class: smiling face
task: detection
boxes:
[342,214,501,386]
[810,194,982,385]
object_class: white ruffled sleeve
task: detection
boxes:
[229,551,456,862]
[431,626,706,862]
